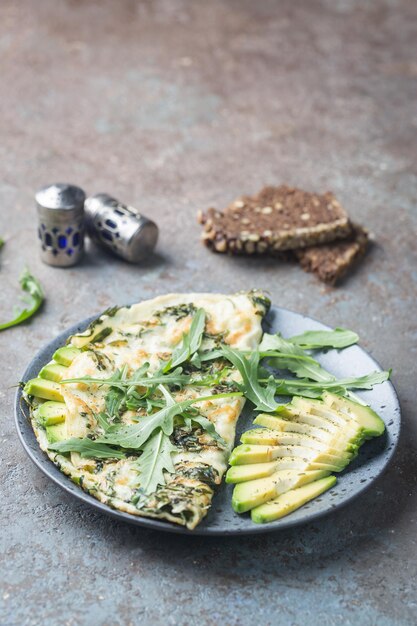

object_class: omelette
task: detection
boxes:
[23,291,270,529]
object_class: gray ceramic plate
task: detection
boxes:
[15,306,400,535]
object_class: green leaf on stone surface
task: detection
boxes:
[0,269,44,331]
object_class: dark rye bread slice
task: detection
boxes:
[198,186,351,254]
[295,224,369,285]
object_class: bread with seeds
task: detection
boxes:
[198,186,352,254]
[295,223,369,285]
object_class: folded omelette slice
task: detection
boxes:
[24,291,270,529]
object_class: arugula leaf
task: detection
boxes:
[199,349,225,363]
[61,368,188,390]
[96,412,112,432]
[270,370,391,398]
[97,386,241,449]
[259,333,335,381]
[135,429,176,495]
[262,351,335,383]
[221,346,278,412]
[166,308,206,371]
[189,415,227,447]
[48,438,126,459]
[289,328,359,350]
[104,368,129,418]
[257,332,367,403]
[0,269,44,331]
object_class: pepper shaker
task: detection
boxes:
[35,183,86,267]
[84,193,158,263]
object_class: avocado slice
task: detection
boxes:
[52,346,81,367]
[226,461,280,483]
[39,363,69,383]
[45,422,67,444]
[275,406,342,434]
[292,397,351,428]
[38,401,67,426]
[24,378,64,402]
[241,428,324,450]
[227,457,343,482]
[240,427,360,458]
[232,469,331,513]
[323,392,385,438]
[229,443,349,468]
[251,475,337,523]
[254,414,331,441]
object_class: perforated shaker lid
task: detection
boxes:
[35,183,86,213]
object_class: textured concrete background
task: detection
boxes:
[0,0,416,624]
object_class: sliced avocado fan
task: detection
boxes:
[227,394,385,523]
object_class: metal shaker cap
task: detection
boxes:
[35,183,86,267]
[85,193,158,263]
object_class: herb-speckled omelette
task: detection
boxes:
[24,291,270,529]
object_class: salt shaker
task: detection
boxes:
[84,193,158,263]
[35,183,86,267]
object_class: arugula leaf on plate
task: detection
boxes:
[259,333,335,382]
[188,414,227,447]
[135,429,176,495]
[97,385,241,449]
[165,307,206,371]
[221,346,278,413]
[61,367,188,390]
[49,438,126,459]
[289,328,359,350]
[270,370,391,398]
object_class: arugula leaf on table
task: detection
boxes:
[288,328,359,350]
[0,269,44,331]
[221,346,278,413]
[165,308,206,371]
[48,438,126,459]
[135,429,176,495]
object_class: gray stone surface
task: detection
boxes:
[0,0,416,624]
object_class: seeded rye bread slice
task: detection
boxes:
[198,186,352,254]
[295,223,369,285]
